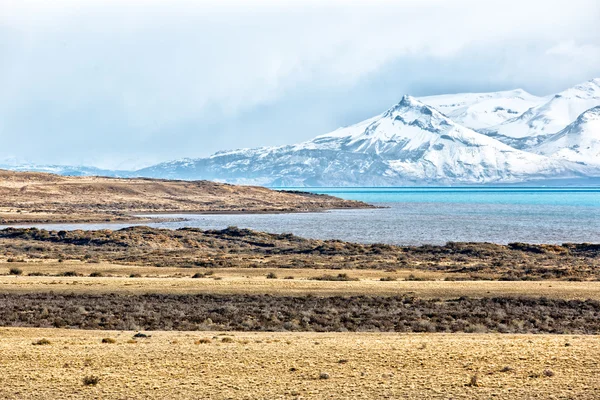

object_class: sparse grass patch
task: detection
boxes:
[405,274,430,281]
[311,273,358,282]
[82,375,100,386]
[467,374,479,387]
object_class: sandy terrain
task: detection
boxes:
[0,170,370,224]
[0,328,598,399]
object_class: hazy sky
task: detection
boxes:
[1,0,600,169]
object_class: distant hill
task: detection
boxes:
[0,170,371,224]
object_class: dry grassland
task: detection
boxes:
[0,170,369,224]
[0,328,598,399]
[2,263,600,300]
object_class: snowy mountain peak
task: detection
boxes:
[556,78,600,100]
[483,79,600,141]
[382,95,452,131]
[397,94,422,108]
[419,88,546,131]
[532,105,600,166]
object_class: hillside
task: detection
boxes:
[482,79,600,146]
[135,96,584,186]
[533,106,600,166]
[0,170,371,224]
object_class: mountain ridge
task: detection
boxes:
[4,79,600,186]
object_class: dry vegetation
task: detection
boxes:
[1,226,599,280]
[1,292,599,334]
[0,328,598,399]
[0,169,370,224]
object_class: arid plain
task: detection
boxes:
[1,170,599,398]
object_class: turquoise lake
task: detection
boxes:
[2,187,599,245]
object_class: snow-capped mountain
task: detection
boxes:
[4,79,600,186]
[0,163,129,177]
[481,79,600,148]
[532,106,600,167]
[419,89,546,131]
[135,96,586,186]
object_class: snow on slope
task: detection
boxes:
[532,106,600,166]
[419,89,546,130]
[483,79,600,142]
[135,96,584,186]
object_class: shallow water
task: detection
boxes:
[2,187,599,245]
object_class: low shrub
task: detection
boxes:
[82,375,100,386]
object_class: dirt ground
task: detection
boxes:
[0,328,598,399]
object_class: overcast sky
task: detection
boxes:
[1,0,600,169]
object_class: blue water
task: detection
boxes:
[283,187,600,207]
[2,187,599,245]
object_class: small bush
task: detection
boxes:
[266,272,277,279]
[82,375,100,386]
[221,337,234,343]
[89,272,104,277]
[60,271,79,277]
[192,272,204,278]
[319,372,330,380]
[28,272,45,276]
[284,276,295,280]
[405,274,429,281]
[32,338,51,346]
[312,273,358,282]
[380,276,397,281]
[543,369,555,377]
[195,338,211,344]
[101,338,116,344]
[467,375,478,387]
[129,273,142,278]
[9,268,23,276]
[500,366,513,373]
